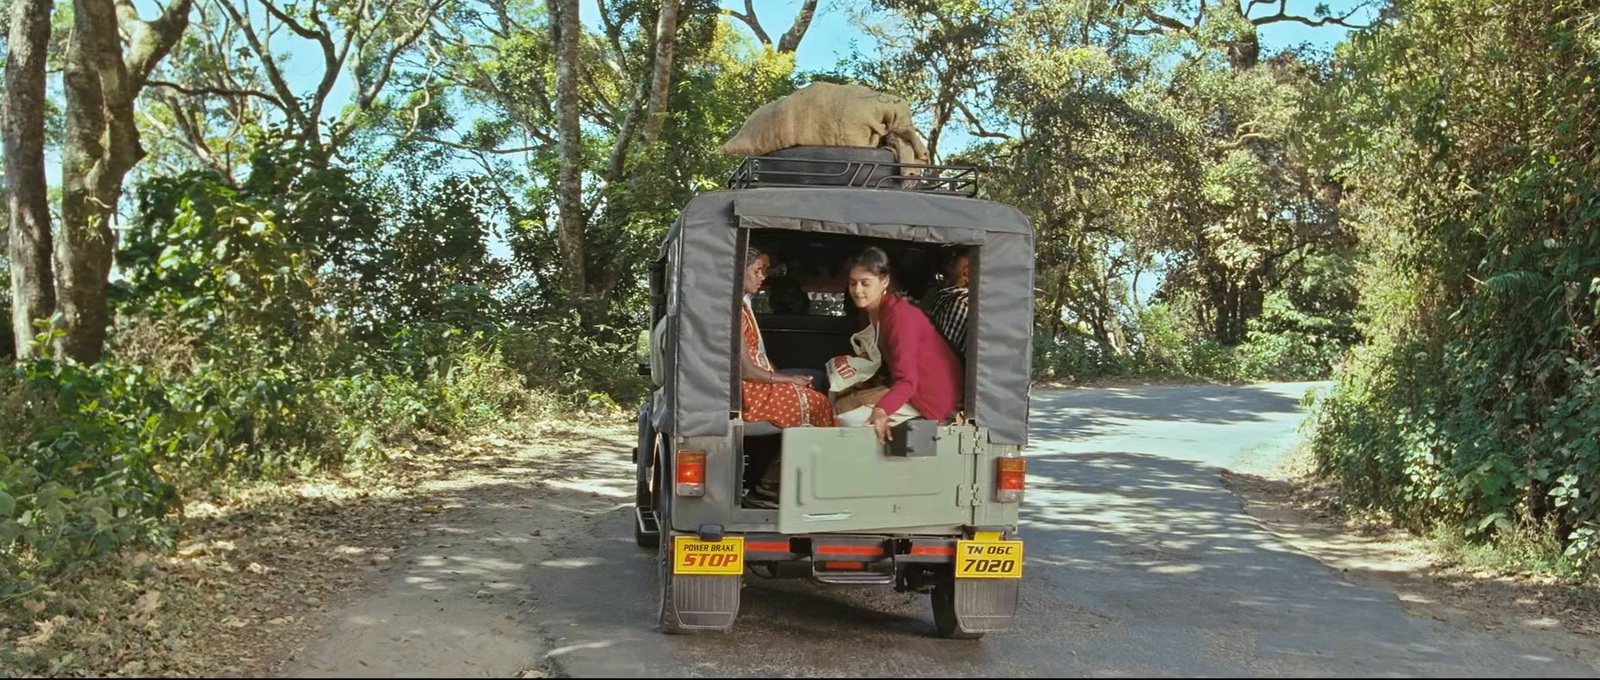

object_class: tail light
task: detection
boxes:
[996,457,1025,503]
[675,450,706,497]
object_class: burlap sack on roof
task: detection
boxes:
[719,82,931,166]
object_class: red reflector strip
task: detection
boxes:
[823,561,865,570]
[814,546,884,556]
[745,542,791,553]
[910,546,955,556]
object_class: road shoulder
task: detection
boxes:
[1221,468,1600,672]
[0,419,631,678]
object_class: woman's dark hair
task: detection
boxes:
[845,246,893,279]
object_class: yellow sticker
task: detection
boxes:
[955,540,1024,579]
[672,535,745,575]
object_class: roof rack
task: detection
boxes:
[727,154,980,197]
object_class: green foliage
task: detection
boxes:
[0,137,617,590]
[1304,0,1600,565]
[1034,294,1345,384]
[864,0,1359,381]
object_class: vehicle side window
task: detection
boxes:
[807,292,849,316]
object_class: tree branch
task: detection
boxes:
[776,0,816,54]
[256,0,322,41]
[1142,8,1192,33]
[956,100,1011,140]
[309,0,366,127]
[1217,131,1270,151]
[147,79,285,108]
[217,0,310,132]
[601,77,649,189]
[356,0,447,110]
[420,135,543,154]
[596,0,625,61]
[720,1,770,47]
[1249,0,1376,28]
[117,0,195,84]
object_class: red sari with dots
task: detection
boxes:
[740,304,835,428]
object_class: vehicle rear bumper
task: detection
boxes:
[739,529,1015,566]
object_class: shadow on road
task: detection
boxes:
[269,384,1594,678]
[1029,383,1309,443]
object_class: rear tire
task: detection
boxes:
[931,580,986,640]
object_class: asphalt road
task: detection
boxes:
[291,382,1599,678]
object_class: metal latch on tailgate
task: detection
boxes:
[956,484,984,507]
[957,426,989,456]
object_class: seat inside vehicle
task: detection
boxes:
[740,233,960,497]
[748,232,945,372]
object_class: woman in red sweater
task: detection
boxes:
[836,246,965,443]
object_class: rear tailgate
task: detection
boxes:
[777,426,973,534]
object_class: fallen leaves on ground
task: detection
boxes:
[0,416,632,678]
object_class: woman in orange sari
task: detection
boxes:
[739,245,835,429]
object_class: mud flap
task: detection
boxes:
[952,578,1020,633]
[664,574,741,632]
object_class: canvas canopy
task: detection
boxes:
[657,187,1036,445]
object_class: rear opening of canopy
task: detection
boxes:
[737,229,969,504]
[668,189,1034,449]
[744,230,959,373]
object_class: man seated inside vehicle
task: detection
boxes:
[835,246,965,443]
[922,246,971,359]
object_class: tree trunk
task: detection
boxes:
[56,0,191,364]
[641,0,679,146]
[58,0,126,364]
[549,0,586,299]
[1046,265,1067,344]
[5,0,56,358]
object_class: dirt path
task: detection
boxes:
[0,419,636,678]
[277,424,636,678]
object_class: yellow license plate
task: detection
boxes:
[955,539,1024,579]
[672,535,745,575]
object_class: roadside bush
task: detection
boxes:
[0,353,181,596]
[1232,293,1347,381]
[0,126,636,594]
[1304,0,1600,567]
[495,313,647,406]
[0,323,554,591]
[1032,333,1136,382]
